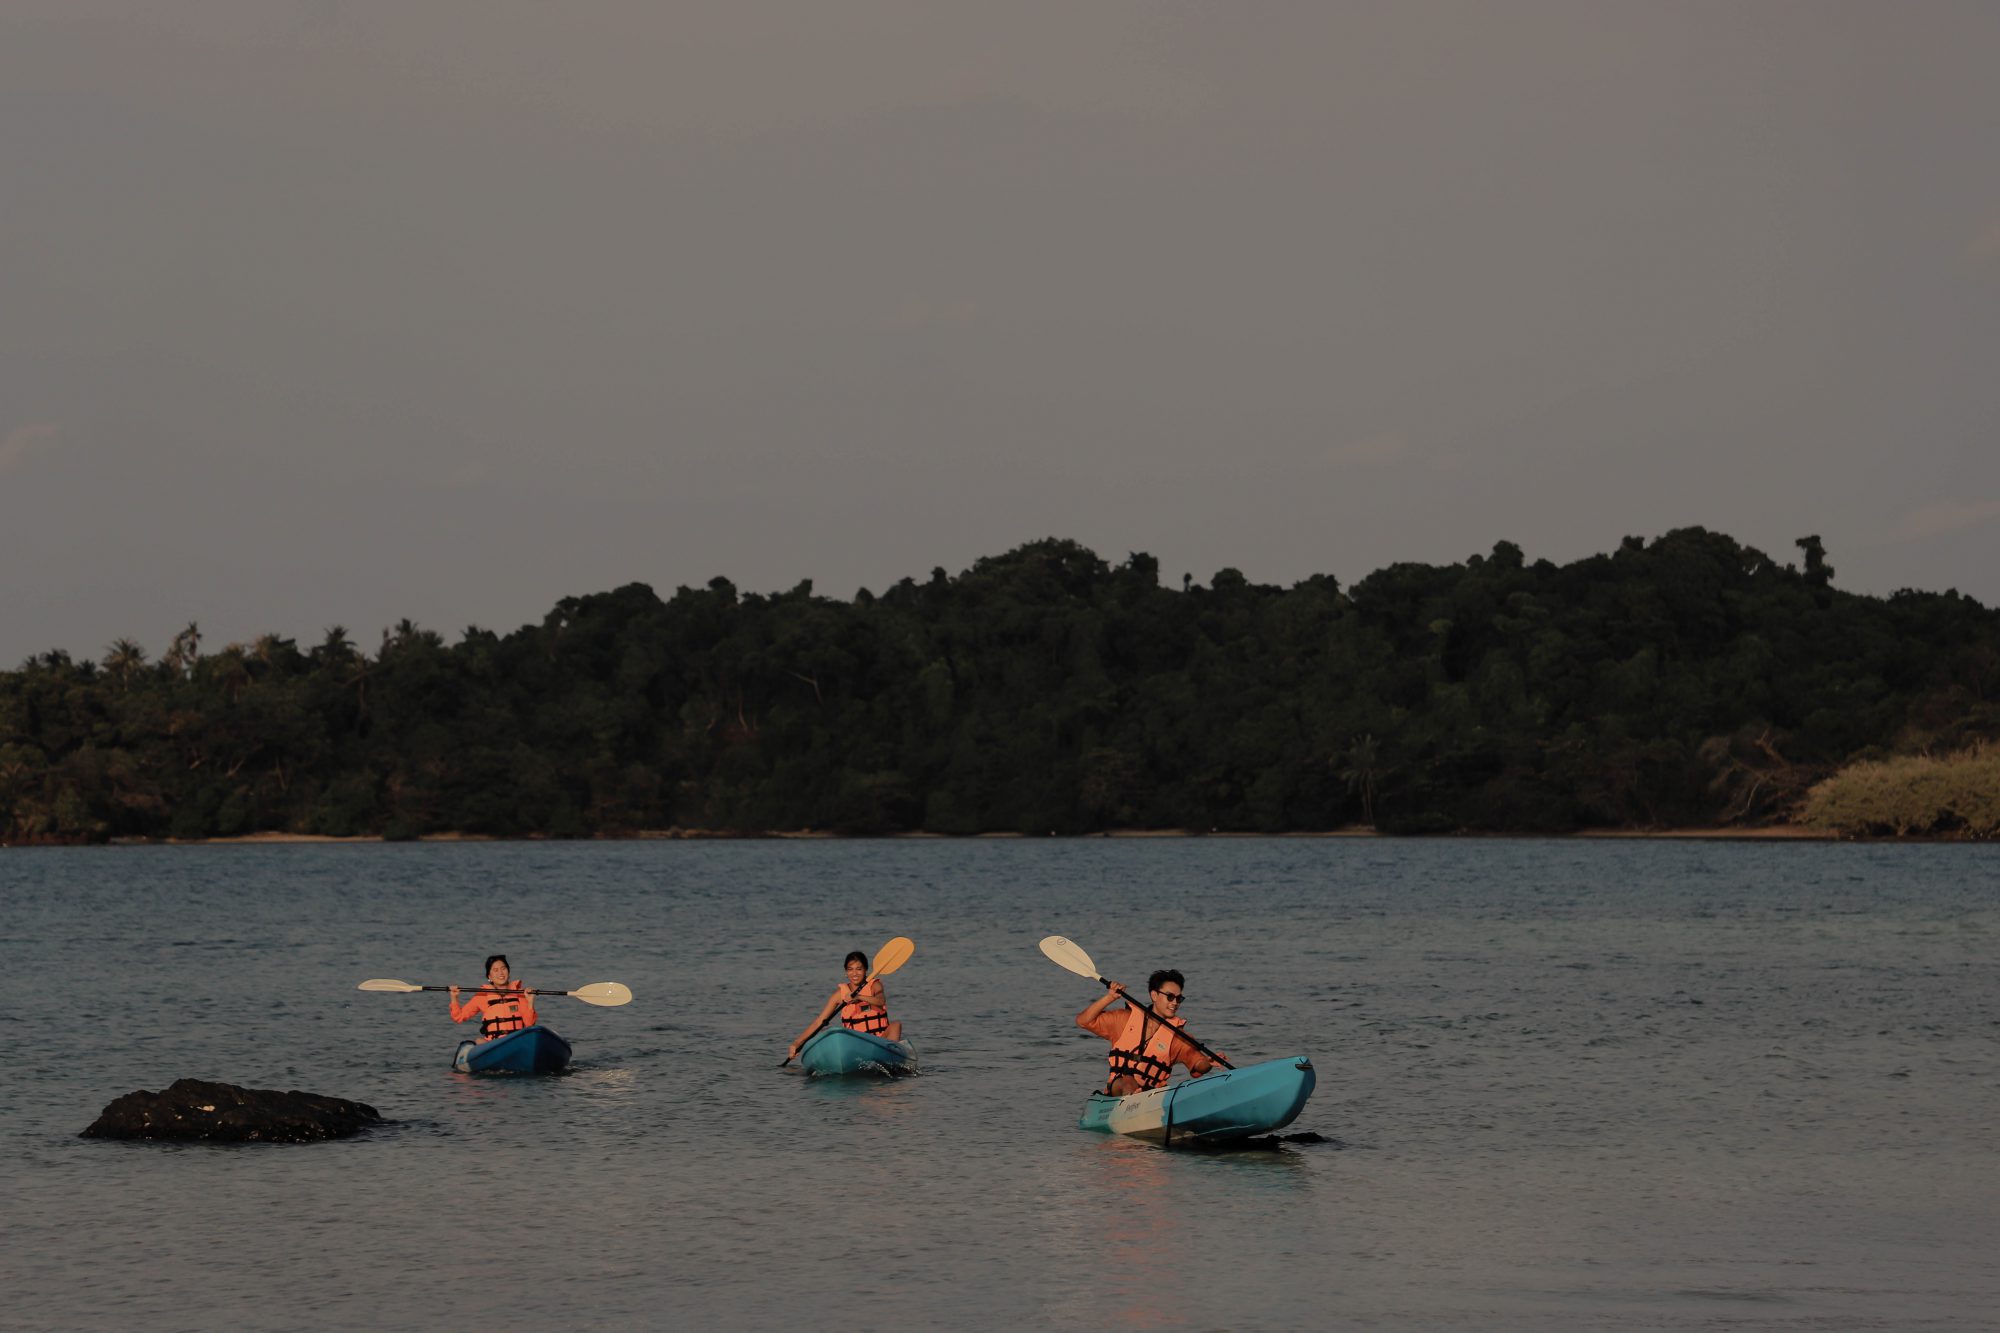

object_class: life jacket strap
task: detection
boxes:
[1105,1009,1179,1091]
[1105,1047,1174,1091]
[840,1003,892,1035]
[480,1003,530,1038]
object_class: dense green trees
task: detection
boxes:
[4,530,1996,842]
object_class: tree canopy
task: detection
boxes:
[5,530,1995,842]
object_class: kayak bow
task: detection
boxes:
[797,1027,917,1077]
[452,1025,573,1075]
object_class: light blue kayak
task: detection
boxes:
[1078,1055,1314,1145]
[453,1025,572,1075]
[798,1027,916,1077]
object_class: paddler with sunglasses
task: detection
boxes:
[1075,969,1226,1096]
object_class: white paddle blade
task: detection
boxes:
[570,982,633,1007]
[357,978,422,993]
[1038,936,1099,981]
[870,936,915,980]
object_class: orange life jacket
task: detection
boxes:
[456,983,535,1041]
[839,984,891,1036]
[1106,1005,1185,1092]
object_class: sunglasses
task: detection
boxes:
[1154,991,1185,1003]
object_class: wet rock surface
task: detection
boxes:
[81,1078,384,1142]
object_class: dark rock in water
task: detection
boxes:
[81,1078,384,1143]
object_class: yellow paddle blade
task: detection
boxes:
[869,936,915,979]
[568,982,633,1007]
[357,978,422,993]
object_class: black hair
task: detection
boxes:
[844,951,868,971]
[1148,968,1184,994]
[484,954,510,976]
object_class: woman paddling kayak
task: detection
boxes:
[787,950,903,1061]
[449,954,538,1043]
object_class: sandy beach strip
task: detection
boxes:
[109,823,1845,845]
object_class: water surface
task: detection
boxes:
[4,840,1996,1328]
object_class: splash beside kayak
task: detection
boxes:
[1079,1055,1314,1145]
[798,1027,917,1076]
[453,1025,572,1074]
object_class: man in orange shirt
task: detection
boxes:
[1075,968,1224,1095]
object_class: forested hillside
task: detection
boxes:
[5,529,1996,842]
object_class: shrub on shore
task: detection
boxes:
[1801,747,2000,837]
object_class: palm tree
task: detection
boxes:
[1339,733,1383,829]
[164,623,202,677]
[252,634,298,676]
[311,626,357,668]
[102,638,149,689]
[211,644,252,702]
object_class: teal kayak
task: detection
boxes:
[453,1026,572,1074]
[1078,1055,1314,1145]
[798,1027,916,1076]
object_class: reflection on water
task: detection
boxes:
[1072,1132,1322,1325]
[566,1066,638,1097]
[1089,1143,1181,1328]
[795,1070,927,1163]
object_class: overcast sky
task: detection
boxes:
[4,1,1996,665]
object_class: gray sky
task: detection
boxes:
[4,1,1996,665]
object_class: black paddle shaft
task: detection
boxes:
[1096,975,1235,1070]
[781,981,867,1067]
[421,985,576,997]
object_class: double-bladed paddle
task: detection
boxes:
[1038,935,1234,1070]
[781,935,915,1067]
[357,979,634,1006]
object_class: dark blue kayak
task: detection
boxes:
[453,1025,572,1075]
[797,1027,916,1076]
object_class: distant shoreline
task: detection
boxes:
[26,823,1897,847]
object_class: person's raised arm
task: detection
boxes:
[1076,980,1127,1031]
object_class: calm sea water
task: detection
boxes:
[3,839,1996,1330]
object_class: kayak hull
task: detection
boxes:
[453,1025,572,1075]
[798,1027,916,1076]
[1079,1055,1315,1146]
